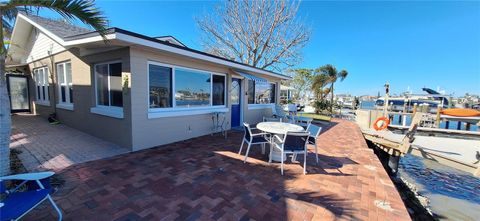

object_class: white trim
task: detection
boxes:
[148,107,228,119]
[90,106,124,119]
[248,103,274,110]
[56,103,74,111]
[147,61,227,113]
[33,66,50,103]
[117,33,290,80]
[35,100,50,106]
[56,61,73,106]
[93,60,123,108]
[17,13,116,46]
[15,13,289,80]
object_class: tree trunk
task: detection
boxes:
[0,9,11,176]
[0,53,11,176]
[330,83,334,113]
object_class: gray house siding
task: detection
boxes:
[27,48,133,149]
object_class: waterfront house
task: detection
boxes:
[6,13,290,151]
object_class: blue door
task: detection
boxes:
[231,78,241,127]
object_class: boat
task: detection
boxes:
[441,108,480,117]
[375,88,452,113]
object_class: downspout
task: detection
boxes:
[47,48,57,116]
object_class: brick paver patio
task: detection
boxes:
[10,114,129,172]
[21,119,410,221]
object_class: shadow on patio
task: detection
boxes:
[10,114,129,172]
[21,120,410,220]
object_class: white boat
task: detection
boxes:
[375,88,452,113]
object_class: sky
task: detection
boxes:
[40,0,480,96]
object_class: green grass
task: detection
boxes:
[298,113,332,121]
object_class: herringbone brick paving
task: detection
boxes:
[20,119,410,221]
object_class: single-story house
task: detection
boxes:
[6,13,290,151]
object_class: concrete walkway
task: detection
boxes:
[10,114,129,172]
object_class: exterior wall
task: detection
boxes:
[25,29,65,63]
[243,78,280,124]
[27,48,133,149]
[129,47,281,151]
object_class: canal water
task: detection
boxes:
[360,101,480,220]
[399,155,480,220]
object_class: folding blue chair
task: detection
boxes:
[0,172,62,221]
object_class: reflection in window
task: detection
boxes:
[212,75,225,106]
[149,65,172,108]
[247,80,255,104]
[231,80,240,105]
[175,69,211,107]
[95,62,123,107]
[248,80,276,104]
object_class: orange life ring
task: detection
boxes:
[373,117,390,131]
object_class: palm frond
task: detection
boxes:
[338,70,348,81]
[5,0,109,39]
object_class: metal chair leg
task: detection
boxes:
[315,142,319,164]
[269,144,273,163]
[244,143,252,163]
[281,150,284,175]
[47,195,63,221]
[238,140,245,155]
[304,150,307,175]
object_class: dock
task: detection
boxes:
[357,109,480,177]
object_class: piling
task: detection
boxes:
[435,107,442,128]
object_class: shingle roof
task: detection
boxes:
[18,13,290,79]
[21,12,92,39]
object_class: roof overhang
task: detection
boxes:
[9,13,291,80]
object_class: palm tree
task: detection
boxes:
[0,0,109,175]
[315,64,348,113]
[311,73,330,101]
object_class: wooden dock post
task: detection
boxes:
[412,103,417,116]
[435,107,442,128]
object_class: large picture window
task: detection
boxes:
[94,62,123,108]
[149,65,172,108]
[148,62,226,111]
[33,67,49,104]
[56,61,73,106]
[248,80,276,104]
[175,68,211,107]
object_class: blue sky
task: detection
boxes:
[41,0,480,96]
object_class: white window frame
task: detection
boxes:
[247,81,277,110]
[147,61,227,118]
[91,60,124,119]
[33,66,50,106]
[56,61,73,110]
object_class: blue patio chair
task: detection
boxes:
[238,123,270,163]
[272,131,310,175]
[0,172,62,221]
[306,124,323,164]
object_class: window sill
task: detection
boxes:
[148,107,228,119]
[248,103,274,110]
[90,106,124,119]
[56,103,74,111]
[35,100,50,106]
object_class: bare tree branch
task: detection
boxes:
[196,0,310,71]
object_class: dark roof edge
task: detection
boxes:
[152,35,186,47]
[63,28,288,79]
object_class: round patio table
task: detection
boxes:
[256,122,304,162]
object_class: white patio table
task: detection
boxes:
[256,122,304,162]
